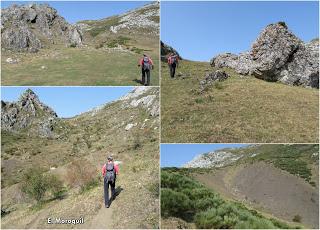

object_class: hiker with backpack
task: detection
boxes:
[138,54,154,86]
[167,53,179,78]
[102,156,119,208]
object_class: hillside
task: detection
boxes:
[1,2,159,86]
[1,87,160,228]
[161,144,319,229]
[161,60,319,143]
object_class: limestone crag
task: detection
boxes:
[1,89,57,137]
[120,87,160,117]
[211,22,319,88]
[109,2,159,35]
[1,3,82,52]
[183,151,243,168]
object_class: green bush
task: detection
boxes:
[22,168,65,202]
[161,188,192,218]
[293,215,302,223]
[22,168,48,202]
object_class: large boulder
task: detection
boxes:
[211,22,319,88]
[1,3,82,52]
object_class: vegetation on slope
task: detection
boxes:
[161,168,300,229]
[229,144,319,186]
[161,60,319,143]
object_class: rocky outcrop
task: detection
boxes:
[1,3,82,52]
[211,22,319,88]
[108,2,159,35]
[161,41,182,61]
[1,89,57,137]
[200,70,229,91]
[184,151,243,168]
[120,87,160,117]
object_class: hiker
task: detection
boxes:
[138,54,154,86]
[102,156,119,208]
[167,53,179,78]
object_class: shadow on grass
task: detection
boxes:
[109,186,123,207]
[133,79,144,85]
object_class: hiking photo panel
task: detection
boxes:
[1,86,160,229]
[1,1,160,86]
[160,1,319,143]
[160,143,319,229]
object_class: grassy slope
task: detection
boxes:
[1,92,160,228]
[161,60,319,143]
[1,6,160,86]
[161,168,301,229]
[164,145,319,229]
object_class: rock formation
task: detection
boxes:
[211,22,319,88]
[200,70,229,91]
[1,3,82,52]
[1,89,57,137]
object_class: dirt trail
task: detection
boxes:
[81,203,113,229]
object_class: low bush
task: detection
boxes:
[66,159,98,192]
[22,168,65,202]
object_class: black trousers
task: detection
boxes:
[142,69,150,86]
[169,63,176,78]
[104,177,116,207]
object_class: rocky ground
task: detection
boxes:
[1,87,160,229]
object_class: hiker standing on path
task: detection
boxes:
[102,156,119,208]
[138,54,154,86]
[167,53,179,78]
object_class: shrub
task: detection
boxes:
[22,168,48,202]
[46,175,65,199]
[66,159,98,191]
[161,188,192,218]
[22,168,65,202]
[293,215,302,223]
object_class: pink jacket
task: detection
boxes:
[102,161,119,177]
[139,56,154,66]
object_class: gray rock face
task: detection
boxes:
[183,151,243,168]
[120,87,160,117]
[1,3,82,52]
[211,22,319,88]
[1,89,57,137]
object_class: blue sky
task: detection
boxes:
[161,144,248,168]
[161,1,319,61]
[1,1,151,23]
[1,87,133,118]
